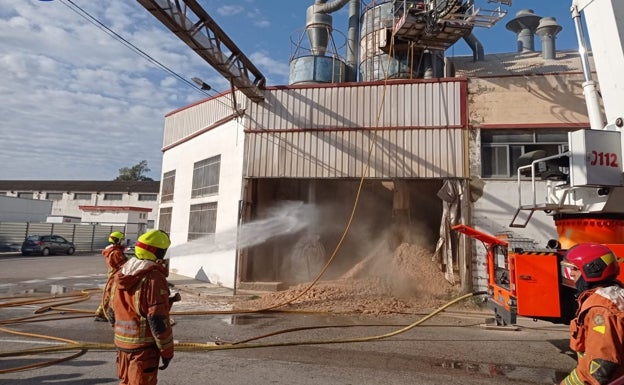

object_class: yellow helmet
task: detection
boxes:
[108,231,125,244]
[135,230,171,261]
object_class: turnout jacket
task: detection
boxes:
[108,258,174,360]
[561,284,624,385]
[102,244,127,275]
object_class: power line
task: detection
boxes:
[56,0,235,111]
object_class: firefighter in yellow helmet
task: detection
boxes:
[94,231,128,322]
[106,230,173,385]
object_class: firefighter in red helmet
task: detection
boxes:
[560,243,624,385]
[106,230,173,385]
[95,231,128,322]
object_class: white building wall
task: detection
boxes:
[0,196,52,222]
[471,180,559,290]
[161,119,245,288]
[3,191,159,225]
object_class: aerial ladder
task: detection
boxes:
[456,0,624,326]
[136,0,266,105]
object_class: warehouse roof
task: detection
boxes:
[451,49,586,78]
[0,180,160,193]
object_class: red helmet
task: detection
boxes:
[564,243,619,282]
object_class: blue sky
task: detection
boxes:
[0,1,583,181]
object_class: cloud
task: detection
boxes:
[217,5,244,16]
[249,51,290,84]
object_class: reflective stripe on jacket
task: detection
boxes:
[562,285,624,385]
[110,258,173,357]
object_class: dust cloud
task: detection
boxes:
[240,224,465,315]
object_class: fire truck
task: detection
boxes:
[456,0,624,325]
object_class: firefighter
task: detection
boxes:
[94,231,128,322]
[107,230,174,385]
[560,243,624,385]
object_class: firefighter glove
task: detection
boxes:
[159,356,172,370]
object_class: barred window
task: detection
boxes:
[74,193,92,200]
[46,193,63,200]
[159,207,173,234]
[481,129,570,178]
[161,170,176,202]
[188,202,217,241]
[191,155,220,198]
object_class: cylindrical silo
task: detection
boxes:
[360,1,435,81]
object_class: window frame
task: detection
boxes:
[191,155,221,198]
[161,170,176,203]
[187,202,217,241]
[481,129,572,179]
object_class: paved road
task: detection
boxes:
[0,253,575,384]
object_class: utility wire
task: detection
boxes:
[57,0,235,110]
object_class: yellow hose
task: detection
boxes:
[0,291,486,364]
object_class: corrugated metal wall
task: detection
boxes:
[245,128,466,178]
[247,81,463,130]
[245,81,467,178]
[163,91,244,148]
[162,81,468,178]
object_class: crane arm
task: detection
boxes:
[137,0,265,103]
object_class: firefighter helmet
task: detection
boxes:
[564,243,619,283]
[135,230,171,261]
[108,231,125,245]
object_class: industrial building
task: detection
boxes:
[0,180,160,242]
[147,1,593,292]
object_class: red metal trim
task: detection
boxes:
[78,206,152,212]
[244,125,465,134]
[476,122,589,130]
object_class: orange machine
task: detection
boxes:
[454,224,624,325]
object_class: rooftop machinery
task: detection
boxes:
[290,0,512,84]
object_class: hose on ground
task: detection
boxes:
[0,291,487,366]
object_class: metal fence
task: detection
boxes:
[0,222,126,252]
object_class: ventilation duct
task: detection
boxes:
[536,17,563,60]
[506,9,542,53]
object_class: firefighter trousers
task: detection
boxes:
[117,347,160,385]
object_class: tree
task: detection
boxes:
[115,160,154,181]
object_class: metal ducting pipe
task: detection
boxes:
[536,17,562,60]
[463,33,484,62]
[312,0,350,14]
[306,0,351,57]
[346,0,360,81]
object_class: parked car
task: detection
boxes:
[124,241,136,257]
[21,235,75,256]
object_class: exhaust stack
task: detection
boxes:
[536,17,562,60]
[506,9,542,53]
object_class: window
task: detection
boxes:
[104,193,123,200]
[161,170,176,202]
[481,129,570,178]
[138,194,157,201]
[74,193,92,200]
[188,202,217,241]
[0,192,6,196]
[191,155,221,198]
[159,207,172,234]
[46,193,63,200]
[17,192,33,199]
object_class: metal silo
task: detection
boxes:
[288,0,352,85]
[359,1,441,81]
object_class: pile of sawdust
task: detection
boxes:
[238,242,464,315]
